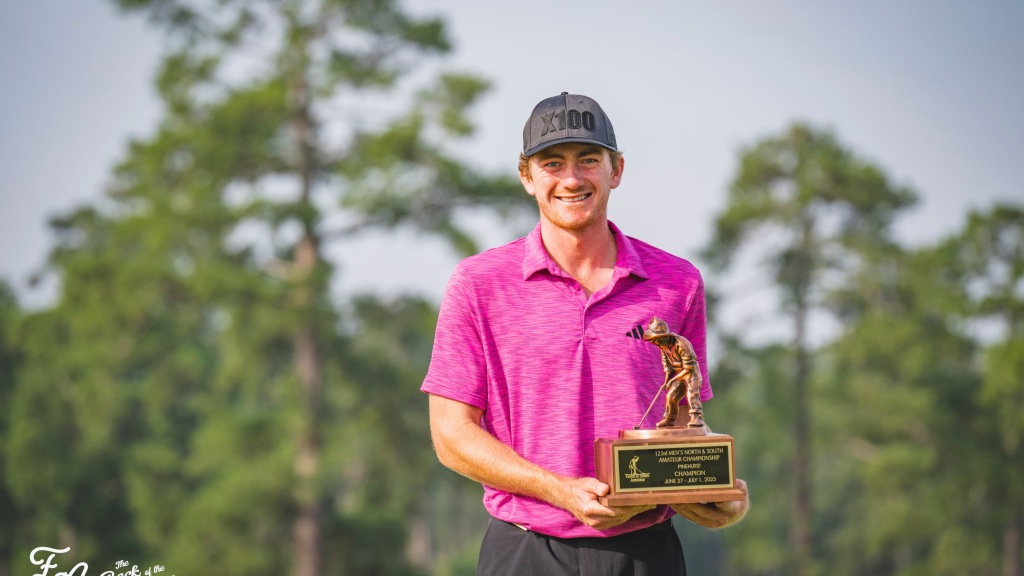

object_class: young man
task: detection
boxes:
[422,92,749,575]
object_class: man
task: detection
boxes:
[423,92,749,575]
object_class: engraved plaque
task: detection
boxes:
[595,432,743,506]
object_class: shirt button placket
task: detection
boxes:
[577,283,592,340]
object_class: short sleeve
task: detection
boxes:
[421,263,489,409]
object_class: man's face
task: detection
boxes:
[519,143,624,233]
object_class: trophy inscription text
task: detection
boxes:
[614,442,733,493]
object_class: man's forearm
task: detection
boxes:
[428,394,570,507]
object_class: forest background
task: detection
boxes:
[1,1,1022,575]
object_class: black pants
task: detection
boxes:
[477,518,686,576]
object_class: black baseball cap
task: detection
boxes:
[522,92,617,157]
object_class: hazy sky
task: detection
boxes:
[2,0,1022,312]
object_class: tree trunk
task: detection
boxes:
[791,218,814,576]
[292,297,324,576]
[291,233,324,576]
[289,28,323,574]
[792,304,812,576]
[1005,510,1021,576]
[406,504,433,571]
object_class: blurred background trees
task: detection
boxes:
[701,124,917,575]
[3,0,530,574]
[687,125,1022,575]
[0,1,1021,575]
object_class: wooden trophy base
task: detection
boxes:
[594,425,744,506]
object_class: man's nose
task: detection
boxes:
[561,164,584,188]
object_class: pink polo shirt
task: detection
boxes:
[422,221,712,538]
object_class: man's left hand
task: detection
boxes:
[669,478,749,529]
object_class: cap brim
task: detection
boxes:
[523,137,618,158]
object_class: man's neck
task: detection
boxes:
[539,219,618,296]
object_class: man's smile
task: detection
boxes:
[556,193,593,203]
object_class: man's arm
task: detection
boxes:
[428,393,654,530]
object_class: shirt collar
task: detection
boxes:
[522,221,650,281]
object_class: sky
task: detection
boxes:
[2,1,1022,320]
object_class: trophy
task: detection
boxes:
[594,318,745,506]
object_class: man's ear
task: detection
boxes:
[520,168,536,197]
[609,155,625,189]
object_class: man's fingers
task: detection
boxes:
[670,483,749,530]
[566,477,660,529]
[588,478,610,498]
[672,502,725,526]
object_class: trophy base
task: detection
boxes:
[595,427,743,506]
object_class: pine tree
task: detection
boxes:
[702,123,916,574]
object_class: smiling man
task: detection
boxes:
[422,92,749,575]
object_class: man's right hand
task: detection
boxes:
[560,476,655,530]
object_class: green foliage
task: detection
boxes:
[816,307,984,574]
[704,122,917,306]
[0,281,23,569]
[956,205,1024,332]
[707,340,800,573]
[982,338,1024,455]
[337,74,524,255]
[949,204,1024,575]
[694,122,1023,575]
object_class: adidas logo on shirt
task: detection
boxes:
[626,323,645,340]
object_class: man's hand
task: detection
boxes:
[560,477,656,531]
[670,478,749,529]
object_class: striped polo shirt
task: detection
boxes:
[422,221,712,538]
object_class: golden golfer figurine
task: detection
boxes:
[642,318,705,429]
[593,317,744,505]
